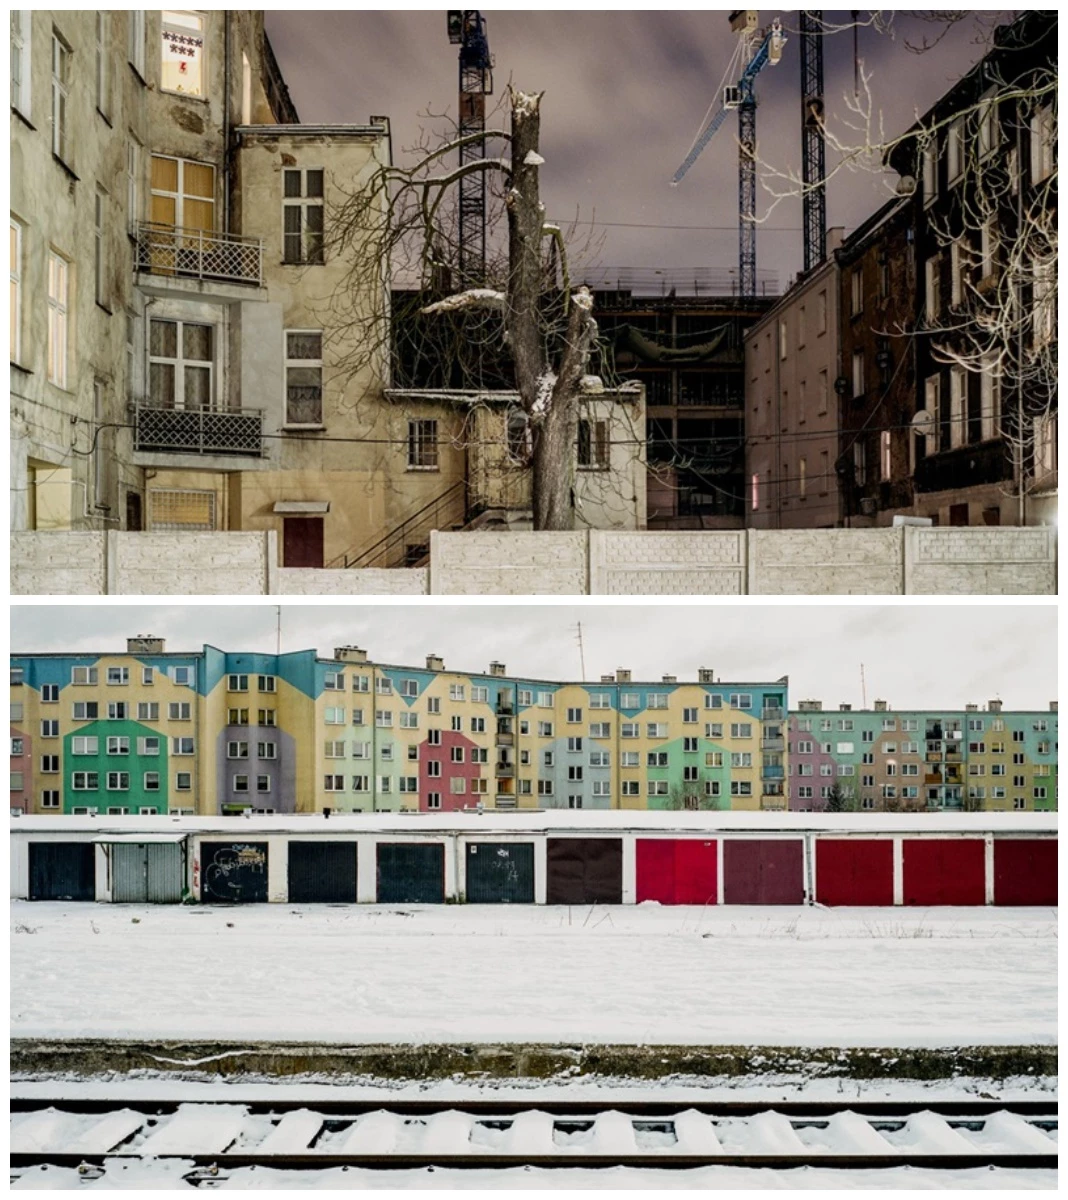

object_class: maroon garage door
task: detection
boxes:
[815,839,894,907]
[722,839,804,905]
[546,838,622,904]
[993,839,1057,906]
[902,839,985,906]
[636,838,718,905]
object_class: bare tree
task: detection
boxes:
[328,88,600,531]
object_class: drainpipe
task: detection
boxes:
[223,12,231,234]
[773,320,783,528]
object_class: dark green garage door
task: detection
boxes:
[288,841,357,903]
[377,842,444,904]
[465,842,535,903]
[29,842,96,901]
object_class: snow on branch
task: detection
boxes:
[420,288,506,316]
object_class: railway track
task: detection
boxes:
[9,1099,1058,1179]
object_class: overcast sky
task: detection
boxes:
[10,604,1056,712]
[264,6,1012,289]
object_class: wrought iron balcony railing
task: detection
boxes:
[135,402,264,457]
[135,222,264,287]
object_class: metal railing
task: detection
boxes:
[135,402,264,457]
[135,222,264,287]
[330,480,468,569]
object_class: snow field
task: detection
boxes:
[10,902,1057,1047]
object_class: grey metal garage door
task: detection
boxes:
[112,842,184,903]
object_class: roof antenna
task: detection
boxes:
[276,605,282,655]
[575,622,587,682]
[860,662,867,709]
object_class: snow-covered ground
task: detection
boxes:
[10,902,1056,1047]
[10,1162,1058,1190]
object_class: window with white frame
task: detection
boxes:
[150,319,213,410]
[851,349,865,399]
[10,218,23,365]
[980,364,999,442]
[407,419,439,470]
[150,155,215,231]
[949,367,966,449]
[946,116,963,183]
[1030,104,1054,184]
[284,330,323,424]
[850,267,863,316]
[128,138,143,231]
[47,251,70,388]
[925,256,940,320]
[11,12,31,116]
[282,168,324,264]
[978,90,998,158]
[160,10,205,97]
[51,29,72,162]
[880,429,892,481]
[950,239,964,307]
[1032,256,1054,347]
[95,13,109,117]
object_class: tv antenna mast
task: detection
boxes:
[575,622,587,682]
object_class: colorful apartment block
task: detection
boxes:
[10,640,787,816]
[788,700,1058,813]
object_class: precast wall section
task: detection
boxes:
[9,822,1058,907]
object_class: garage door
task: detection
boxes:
[200,841,269,904]
[465,842,535,904]
[636,838,718,905]
[815,839,894,907]
[377,842,445,904]
[29,842,96,901]
[546,838,622,904]
[722,839,804,905]
[288,842,357,903]
[993,839,1057,906]
[902,839,985,906]
[112,842,184,903]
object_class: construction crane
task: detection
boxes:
[447,10,494,285]
[799,11,827,272]
[672,11,785,297]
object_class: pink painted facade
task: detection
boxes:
[10,723,32,813]
[788,715,836,811]
[418,731,483,812]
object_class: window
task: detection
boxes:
[850,268,863,316]
[1030,104,1054,184]
[730,723,752,739]
[589,693,610,709]
[352,675,370,693]
[778,319,787,359]
[73,772,99,790]
[402,679,420,699]
[731,781,752,797]
[538,721,554,737]
[589,750,609,767]
[106,736,129,756]
[589,722,610,739]
[399,711,418,729]
[427,792,442,809]
[705,694,723,710]
[284,330,323,425]
[427,695,441,714]
[51,30,72,162]
[922,141,938,206]
[449,684,465,701]
[107,771,130,790]
[227,708,249,726]
[647,751,669,768]
[10,218,23,365]
[566,707,583,723]
[282,168,324,264]
[11,11,31,116]
[407,419,438,470]
[375,710,393,728]
[851,350,865,400]
[621,722,639,739]
[149,319,215,411]
[577,419,609,469]
[925,256,940,320]
[705,723,722,739]
[324,774,344,792]
[567,737,583,752]
[470,717,485,733]
[452,777,469,795]
[647,723,668,739]
[621,780,640,797]
[1032,257,1054,348]
[798,456,807,499]
[47,251,70,388]
[451,715,462,732]
[40,720,59,738]
[107,702,128,720]
[172,737,195,755]
[160,10,205,97]
[72,702,99,722]
[227,741,248,759]
[946,117,963,183]
[150,155,215,231]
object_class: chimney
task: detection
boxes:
[616,669,631,683]
[798,699,823,711]
[988,700,1003,713]
[839,703,852,712]
[600,673,615,683]
[1050,701,1058,712]
[662,674,677,684]
[873,699,888,712]
[426,654,444,672]
[334,646,368,663]
[128,635,165,654]
[826,225,846,254]
[489,662,506,677]
[698,668,715,684]
[965,703,979,713]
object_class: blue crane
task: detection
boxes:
[672,12,785,297]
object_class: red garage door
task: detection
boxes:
[902,839,985,906]
[815,839,894,906]
[636,838,718,905]
[993,839,1057,906]
[723,839,804,905]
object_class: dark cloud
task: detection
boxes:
[11,603,1056,713]
[264,8,1004,288]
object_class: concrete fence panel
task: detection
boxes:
[904,526,1056,595]
[10,532,107,595]
[748,529,905,594]
[111,532,270,595]
[277,567,428,594]
[430,531,588,594]
[590,531,746,594]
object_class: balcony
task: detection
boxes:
[495,732,514,748]
[761,765,785,780]
[496,700,514,715]
[135,222,263,287]
[495,763,515,778]
[762,706,784,721]
[135,402,264,457]
[761,737,785,752]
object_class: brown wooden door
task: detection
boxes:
[283,517,323,568]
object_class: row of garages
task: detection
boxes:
[13,830,1057,906]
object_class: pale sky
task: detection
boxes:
[10,603,1057,713]
[264,6,1012,288]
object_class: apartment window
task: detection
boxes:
[172,737,195,755]
[11,11,31,116]
[730,723,752,739]
[705,723,723,739]
[647,723,668,739]
[169,702,191,721]
[949,368,965,449]
[537,721,554,737]
[11,738,24,757]
[47,252,70,388]
[590,750,609,767]
[850,268,863,316]
[10,219,22,365]
[452,777,469,795]
[41,791,60,809]
[922,142,938,206]
[816,288,827,335]
[1032,257,1054,347]
[72,703,98,722]
[106,736,130,755]
[375,710,393,728]
[51,30,72,162]
[451,716,462,732]
[817,368,828,417]
[576,418,609,469]
[401,679,420,699]
[284,330,323,424]
[427,695,441,714]
[621,780,640,797]
[729,693,752,710]
[150,319,214,410]
[227,708,249,726]
[175,771,191,791]
[160,10,205,97]
[567,737,583,752]
[925,256,940,320]
[173,666,193,686]
[95,13,110,117]
[589,722,610,739]
[127,138,143,230]
[950,239,964,307]
[589,692,610,710]
[471,717,485,733]
[980,362,999,442]
[73,772,99,791]
[137,736,160,756]
[150,155,215,231]
[448,684,464,701]
[407,419,439,470]
[323,671,344,691]
[731,781,752,797]
[107,667,129,686]
[946,117,963,183]
[682,708,698,724]
[853,440,867,488]
[647,751,669,768]
[620,692,639,709]
[1030,104,1054,184]
[880,430,891,481]
[257,675,276,694]
[399,711,418,729]
[778,320,787,360]
[107,771,130,791]
[107,702,128,720]
[620,751,639,768]
[282,168,325,264]
[227,742,249,759]
[750,473,759,513]
[256,775,270,793]
[851,350,865,400]
[798,456,807,499]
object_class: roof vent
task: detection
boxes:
[662,674,677,684]
[988,699,1003,713]
[600,674,615,683]
[698,668,715,683]
[965,703,979,712]
[616,669,632,683]
[873,699,888,712]
[128,636,165,654]
[426,654,445,672]
[489,662,507,677]
[839,703,852,712]
[334,646,368,663]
